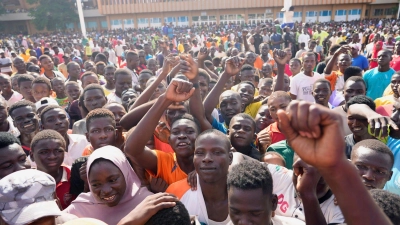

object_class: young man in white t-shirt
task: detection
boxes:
[0,50,12,75]
[290,52,324,102]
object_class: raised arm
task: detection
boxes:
[180,54,212,131]
[125,79,195,175]
[323,45,350,75]
[197,47,219,80]
[131,55,177,109]
[278,101,392,225]
[272,49,287,92]
[242,30,250,52]
[203,56,245,123]
[120,99,156,130]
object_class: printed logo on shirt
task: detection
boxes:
[302,85,313,96]
[277,194,289,213]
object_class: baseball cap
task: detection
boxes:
[35,97,59,113]
[0,169,61,225]
[349,43,360,51]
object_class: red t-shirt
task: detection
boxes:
[265,122,286,145]
[56,166,76,209]
[390,55,400,72]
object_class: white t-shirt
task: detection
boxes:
[298,34,310,45]
[0,57,12,72]
[0,91,23,107]
[290,72,324,102]
[215,51,227,58]
[107,92,122,104]
[267,163,345,224]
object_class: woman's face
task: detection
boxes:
[89,160,127,207]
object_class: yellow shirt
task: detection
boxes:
[374,95,396,108]
[58,63,68,78]
[85,46,92,56]
[383,84,394,96]
[19,53,30,62]
[178,44,184,53]
[244,101,262,118]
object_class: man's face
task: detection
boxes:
[302,55,316,73]
[82,74,99,89]
[86,117,116,150]
[261,45,269,56]
[0,143,30,179]
[68,64,81,79]
[261,64,272,78]
[198,76,209,100]
[104,104,126,130]
[138,73,152,92]
[245,53,256,65]
[115,74,132,96]
[41,108,69,136]
[41,57,54,71]
[19,80,34,101]
[128,55,139,69]
[229,117,255,149]
[347,110,369,138]
[237,83,255,107]
[210,47,216,55]
[83,89,107,112]
[194,134,232,183]
[378,50,391,67]
[229,187,277,225]
[104,68,116,84]
[337,54,351,71]
[165,102,187,126]
[343,80,366,102]
[147,61,157,73]
[240,70,255,83]
[10,106,38,135]
[255,105,274,132]
[312,82,331,106]
[259,81,273,97]
[391,74,400,97]
[31,139,64,176]
[351,146,393,190]
[168,119,199,159]
[65,84,80,101]
[13,58,25,72]
[219,92,242,126]
[267,96,290,122]
[0,76,12,94]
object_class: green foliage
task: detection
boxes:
[26,0,78,31]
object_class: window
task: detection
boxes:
[87,22,97,29]
[306,11,317,17]
[111,20,121,25]
[385,8,395,15]
[365,9,369,17]
[209,16,216,21]
[248,14,256,19]
[164,17,175,23]
[348,9,361,15]
[192,16,199,21]
[200,16,208,21]
[228,14,236,20]
[237,14,244,20]
[294,12,302,17]
[277,12,284,18]
[101,21,107,28]
[335,10,346,16]
[374,9,384,16]
[320,10,331,17]
[178,16,188,22]
[150,18,161,23]
[124,19,133,25]
[138,18,148,24]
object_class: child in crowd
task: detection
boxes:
[31,76,54,102]
[81,71,100,89]
[65,81,82,126]
[103,65,116,96]
[51,77,69,108]
[17,74,36,103]
[107,68,133,104]
[312,78,333,108]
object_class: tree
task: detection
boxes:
[26,0,78,31]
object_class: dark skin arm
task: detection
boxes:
[125,79,195,175]
[203,56,245,124]
[278,101,392,225]
[180,54,213,131]
[197,47,219,80]
[120,99,156,131]
[294,160,328,225]
[242,30,250,52]
[323,45,350,75]
[272,49,287,92]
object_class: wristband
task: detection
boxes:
[193,82,199,89]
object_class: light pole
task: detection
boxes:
[76,0,87,38]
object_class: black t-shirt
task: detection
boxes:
[253,34,263,54]
[69,156,88,196]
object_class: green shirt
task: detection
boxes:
[267,140,294,169]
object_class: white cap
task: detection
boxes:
[35,97,59,113]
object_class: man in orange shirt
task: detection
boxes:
[323,45,352,92]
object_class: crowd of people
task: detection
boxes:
[0,17,400,225]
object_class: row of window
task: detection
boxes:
[304,9,361,17]
[374,8,396,16]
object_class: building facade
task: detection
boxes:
[0,0,398,34]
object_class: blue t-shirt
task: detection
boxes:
[384,137,400,195]
[212,117,227,134]
[352,55,369,70]
[270,33,282,50]
[363,68,395,100]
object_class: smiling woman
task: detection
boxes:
[64,146,153,225]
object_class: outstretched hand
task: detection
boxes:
[273,49,288,66]
[180,54,198,80]
[277,101,346,169]
[164,78,195,102]
[197,47,209,61]
[224,56,245,77]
